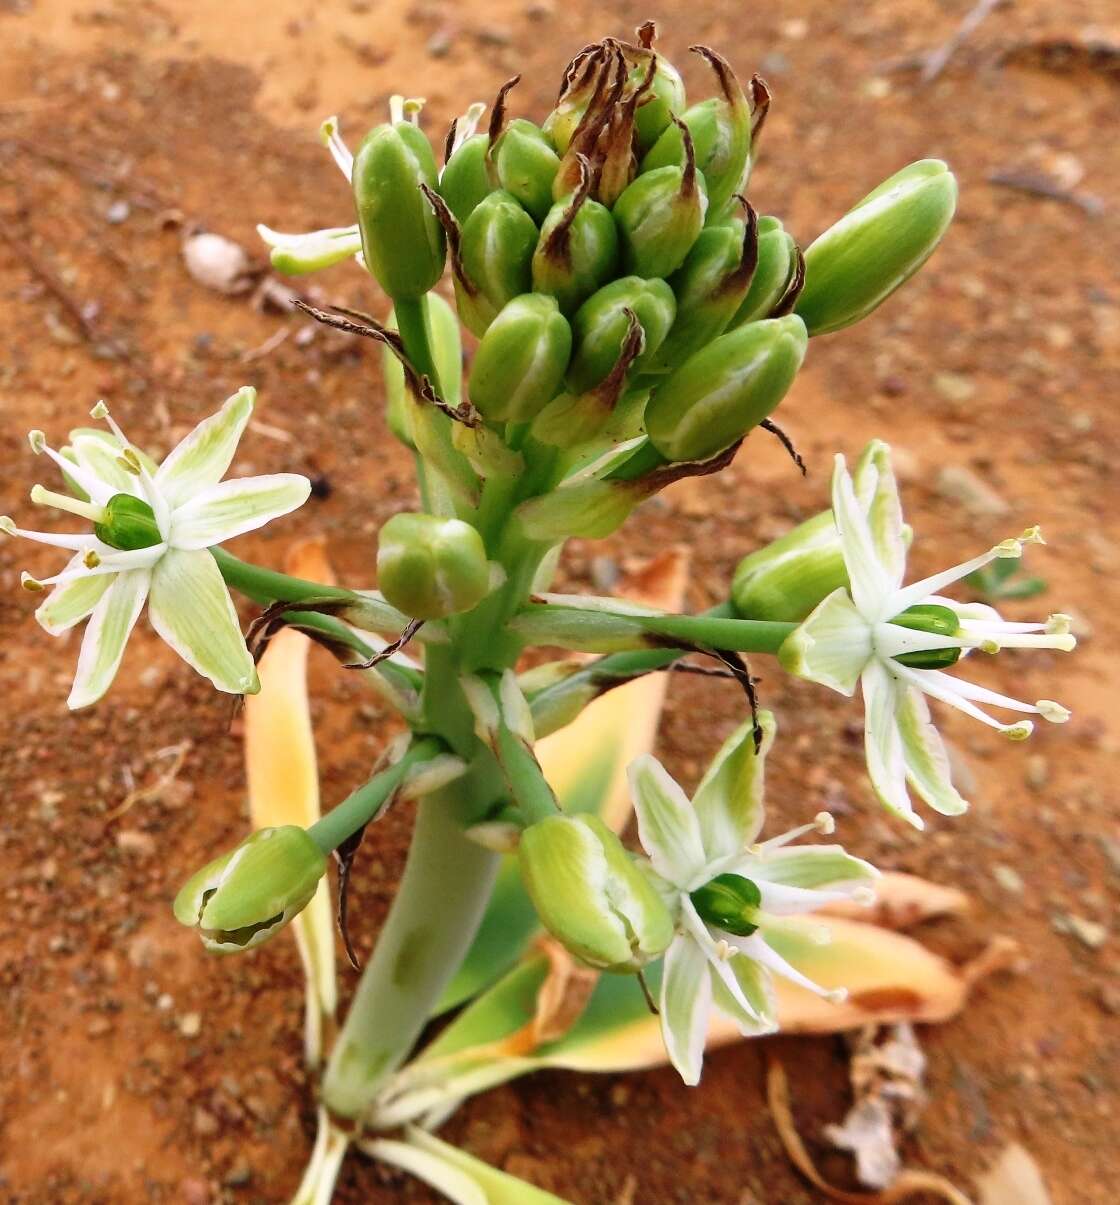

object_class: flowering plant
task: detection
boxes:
[5,24,1075,1202]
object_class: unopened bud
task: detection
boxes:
[732,510,848,621]
[489,118,562,223]
[456,190,539,335]
[566,276,677,394]
[519,813,674,971]
[468,294,573,423]
[729,215,799,328]
[377,513,491,621]
[353,120,446,300]
[630,43,686,152]
[796,159,958,336]
[173,826,327,954]
[650,205,758,370]
[644,314,807,462]
[438,132,493,224]
[640,47,752,218]
[532,169,620,314]
[614,120,708,278]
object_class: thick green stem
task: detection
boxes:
[308,738,444,855]
[212,548,352,606]
[394,296,443,398]
[320,763,503,1120]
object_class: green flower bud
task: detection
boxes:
[543,42,613,155]
[532,165,620,314]
[690,872,761,937]
[457,190,538,334]
[377,513,491,621]
[795,159,958,336]
[353,117,446,301]
[93,493,163,551]
[644,314,807,463]
[566,275,676,394]
[732,509,848,621]
[173,826,327,954]
[519,813,674,971]
[613,121,708,279]
[650,205,758,371]
[439,132,493,225]
[384,294,463,448]
[628,27,686,152]
[489,118,561,223]
[728,216,799,328]
[468,294,573,423]
[640,48,751,219]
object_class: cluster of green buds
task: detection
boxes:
[260,23,958,555]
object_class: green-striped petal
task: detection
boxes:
[628,755,707,888]
[168,473,311,549]
[35,554,113,635]
[154,387,255,509]
[147,547,258,695]
[67,568,150,709]
[897,685,969,815]
[659,934,711,1086]
[779,587,870,696]
[692,710,775,862]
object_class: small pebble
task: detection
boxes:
[994,864,1024,894]
[178,1012,202,1038]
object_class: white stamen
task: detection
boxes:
[814,811,835,835]
[1036,699,1070,724]
[21,573,46,592]
[29,485,105,525]
[92,406,170,534]
[1047,614,1072,635]
[90,400,109,419]
[714,939,733,961]
[891,664,1039,735]
[318,116,354,178]
[389,94,405,125]
[0,517,97,551]
[888,540,1022,616]
[1004,721,1034,741]
[753,812,834,854]
[28,430,46,453]
[27,433,111,504]
[825,988,848,1004]
[402,97,426,125]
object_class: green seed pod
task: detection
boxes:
[644,314,807,462]
[173,826,327,954]
[795,159,958,336]
[728,216,799,328]
[468,294,573,423]
[690,872,761,936]
[489,118,561,223]
[613,120,708,279]
[459,190,538,324]
[732,509,848,621]
[651,204,759,370]
[519,813,674,972]
[377,513,491,621]
[532,163,620,314]
[640,48,751,219]
[93,493,163,551]
[383,294,463,448]
[566,275,676,394]
[353,116,446,301]
[439,132,493,225]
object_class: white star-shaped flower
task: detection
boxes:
[2,387,310,708]
[780,442,1075,828]
[628,713,878,1085]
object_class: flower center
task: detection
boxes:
[888,602,962,669]
[689,873,761,936]
[94,494,163,551]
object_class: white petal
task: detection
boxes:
[892,662,1040,733]
[691,711,774,861]
[154,387,255,509]
[147,547,258,695]
[830,454,893,619]
[861,660,922,828]
[896,687,969,816]
[659,934,712,1086]
[889,542,1020,616]
[753,879,861,915]
[857,440,907,590]
[679,898,767,1025]
[748,845,880,892]
[67,569,150,709]
[730,930,842,1001]
[256,223,363,275]
[35,553,114,634]
[628,756,707,888]
[68,431,141,496]
[779,587,871,696]
[169,473,311,549]
[711,953,777,1033]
